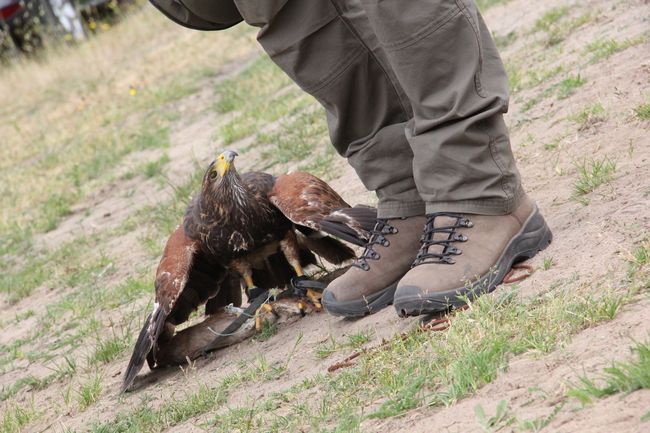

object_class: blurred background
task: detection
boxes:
[1,0,131,57]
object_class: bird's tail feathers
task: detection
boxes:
[319,205,378,246]
[120,306,166,393]
[298,234,356,264]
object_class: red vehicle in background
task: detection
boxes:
[0,0,118,53]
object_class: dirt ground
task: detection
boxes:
[1,0,649,432]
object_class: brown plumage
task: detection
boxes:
[121,150,376,392]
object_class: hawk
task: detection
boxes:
[121,150,376,392]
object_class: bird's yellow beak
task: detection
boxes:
[215,157,230,177]
[214,150,238,177]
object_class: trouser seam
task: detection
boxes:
[304,44,366,94]
[487,134,512,212]
[380,7,461,50]
[327,0,411,118]
[455,0,486,97]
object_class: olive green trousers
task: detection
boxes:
[233,0,523,218]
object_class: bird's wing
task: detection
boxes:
[121,225,231,393]
[268,172,349,230]
[268,172,377,246]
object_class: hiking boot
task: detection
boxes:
[393,195,552,317]
[322,215,426,317]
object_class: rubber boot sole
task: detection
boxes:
[393,206,553,317]
[321,279,399,318]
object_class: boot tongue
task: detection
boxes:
[422,215,460,255]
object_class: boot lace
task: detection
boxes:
[412,213,473,267]
[352,219,397,271]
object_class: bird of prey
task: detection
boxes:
[121,150,376,392]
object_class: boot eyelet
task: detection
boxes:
[453,233,468,242]
[460,218,474,228]
[382,239,390,247]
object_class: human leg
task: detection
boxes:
[357,0,551,315]
[233,0,426,315]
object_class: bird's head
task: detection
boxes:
[203,150,240,192]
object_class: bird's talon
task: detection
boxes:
[306,288,323,310]
[297,300,306,317]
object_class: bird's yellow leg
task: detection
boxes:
[306,288,322,310]
[280,231,304,278]
[297,299,306,317]
[229,258,260,300]
[280,231,322,310]
[290,263,322,310]
[255,303,274,331]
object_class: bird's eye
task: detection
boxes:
[209,171,218,180]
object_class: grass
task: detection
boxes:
[567,338,650,405]
[213,56,299,145]
[258,107,329,170]
[347,330,374,349]
[475,400,516,432]
[142,154,171,179]
[572,157,616,201]
[91,383,229,432]
[315,334,341,359]
[542,136,562,152]
[0,404,37,433]
[0,354,78,402]
[493,31,517,50]
[556,75,586,99]
[211,55,337,176]
[476,0,512,11]
[527,65,564,88]
[315,330,374,359]
[630,244,648,268]
[570,102,606,129]
[633,102,650,120]
[93,274,646,431]
[256,319,279,341]
[0,234,104,303]
[0,5,257,263]
[543,257,554,271]
[521,74,586,112]
[77,374,102,411]
[586,36,646,63]
[533,7,592,46]
[88,332,132,365]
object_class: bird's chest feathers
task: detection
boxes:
[200,186,279,255]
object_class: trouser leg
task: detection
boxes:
[233,0,425,218]
[360,0,523,215]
